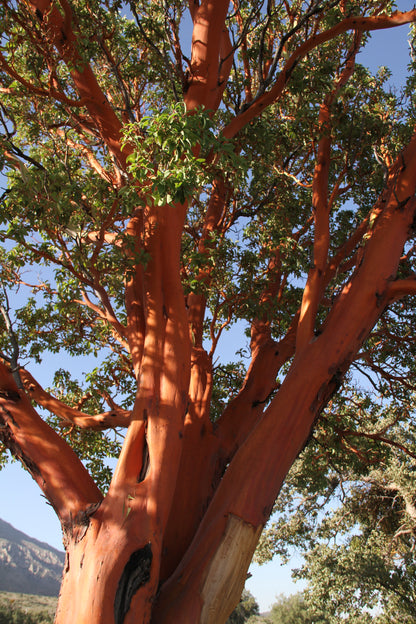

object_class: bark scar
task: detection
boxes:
[62,501,102,547]
[114,544,153,624]
[0,388,21,402]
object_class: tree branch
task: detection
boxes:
[20,369,131,430]
[29,0,128,167]
[297,30,362,349]
[184,0,233,111]
[386,277,416,302]
[0,361,102,524]
[222,9,416,139]
[337,427,416,461]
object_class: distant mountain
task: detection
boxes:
[0,518,64,596]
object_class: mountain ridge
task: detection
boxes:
[0,518,64,596]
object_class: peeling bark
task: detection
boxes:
[200,515,262,624]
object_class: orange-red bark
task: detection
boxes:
[20,370,130,429]
[185,0,232,111]
[29,0,127,168]
[298,31,362,349]
[153,135,416,621]
[0,362,102,524]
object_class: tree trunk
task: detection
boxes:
[54,510,261,624]
[55,498,160,624]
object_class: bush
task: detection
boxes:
[0,601,53,624]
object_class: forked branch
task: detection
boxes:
[297,30,362,349]
[223,9,416,138]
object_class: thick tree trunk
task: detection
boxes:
[51,330,354,624]
[3,136,415,624]
[56,513,156,624]
[54,511,261,624]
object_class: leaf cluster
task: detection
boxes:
[227,589,260,624]
[122,103,247,206]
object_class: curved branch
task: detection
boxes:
[0,362,102,524]
[222,9,416,139]
[29,0,129,167]
[0,49,86,107]
[297,30,362,350]
[216,322,298,457]
[20,369,130,430]
[74,289,128,349]
[337,427,416,461]
[54,130,116,184]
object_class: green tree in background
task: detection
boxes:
[227,589,260,624]
[1,1,416,622]
[268,593,323,624]
[257,392,416,622]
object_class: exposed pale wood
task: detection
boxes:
[200,515,262,624]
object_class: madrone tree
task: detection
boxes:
[1,1,416,622]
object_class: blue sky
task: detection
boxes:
[0,1,415,613]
